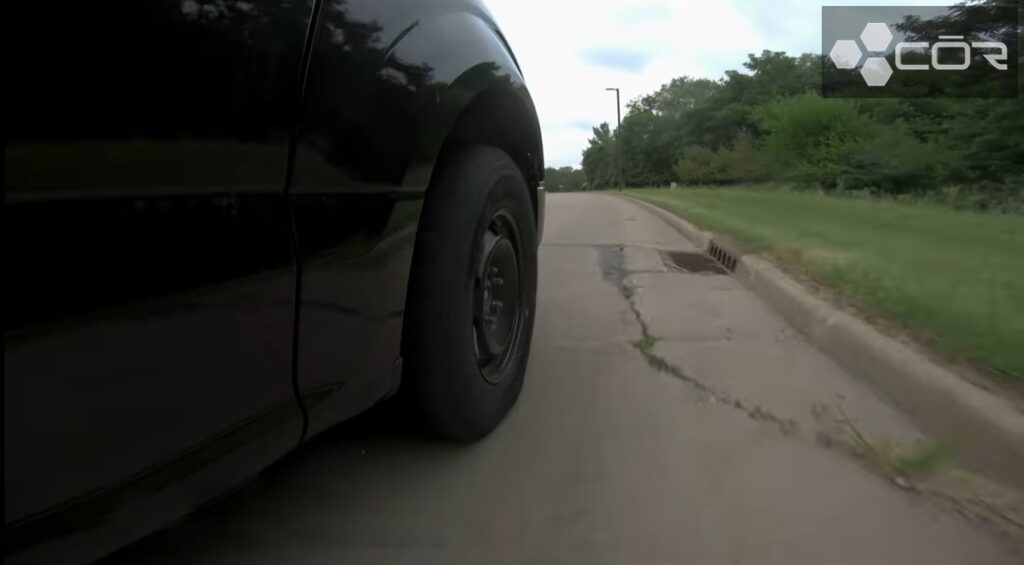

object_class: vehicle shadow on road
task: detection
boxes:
[102,399,466,563]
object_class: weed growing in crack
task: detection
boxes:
[632,335,659,354]
[836,406,950,481]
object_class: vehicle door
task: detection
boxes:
[5,0,316,556]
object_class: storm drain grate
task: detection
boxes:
[661,251,729,275]
[707,241,739,272]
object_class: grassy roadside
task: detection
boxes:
[626,187,1024,381]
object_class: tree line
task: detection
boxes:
[546,0,1022,211]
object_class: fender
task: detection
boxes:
[387,8,545,191]
[293,0,543,197]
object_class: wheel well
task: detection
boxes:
[433,87,543,221]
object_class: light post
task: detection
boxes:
[605,87,623,191]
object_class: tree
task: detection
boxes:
[714,130,772,184]
[896,0,1023,185]
[570,2,1019,201]
[755,94,879,187]
[581,122,617,190]
[673,146,721,184]
[608,52,821,188]
[544,166,586,192]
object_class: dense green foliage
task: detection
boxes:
[628,188,1024,379]
[580,122,619,190]
[574,1,1022,210]
[543,166,587,192]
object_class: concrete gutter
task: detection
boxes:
[618,194,1024,490]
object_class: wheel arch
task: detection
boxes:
[432,81,544,220]
[390,9,544,220]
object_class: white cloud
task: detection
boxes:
[485,0,952,168]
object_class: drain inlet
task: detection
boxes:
[661,250,728,275]
[707,241,739,272]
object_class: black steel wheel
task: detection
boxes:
[473,208,526,384]
[402,145,538,441]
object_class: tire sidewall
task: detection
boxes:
[406,146,537,439]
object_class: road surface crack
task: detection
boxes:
[596,244,798,436]
[595,242,1023,550]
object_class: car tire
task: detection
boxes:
[402,145,538,441]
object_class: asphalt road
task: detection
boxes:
[109,193,1017,564]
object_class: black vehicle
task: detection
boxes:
[5,0,544,562]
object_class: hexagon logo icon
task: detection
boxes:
[829,39,862,69]
[860,22,894,52]
[860,57,893,87]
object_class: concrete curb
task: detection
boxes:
[618,193,1024,490]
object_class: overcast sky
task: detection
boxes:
[486,0,953,168]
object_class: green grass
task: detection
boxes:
[627,187,1024,380]
[633,335,660,354]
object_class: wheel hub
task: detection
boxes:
[473,211,522,382]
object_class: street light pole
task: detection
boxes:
[605,87,622,191]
